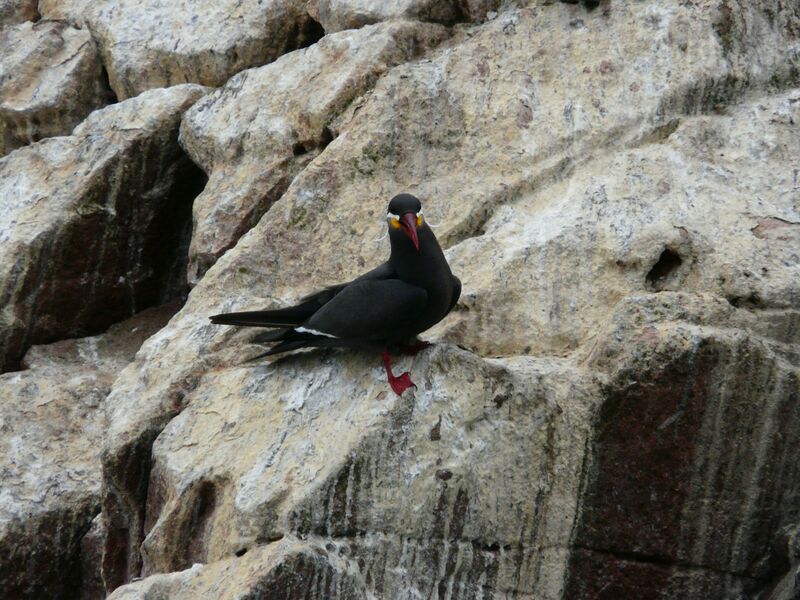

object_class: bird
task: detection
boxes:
[210,193,461,395]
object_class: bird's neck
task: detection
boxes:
[389,226,450,290]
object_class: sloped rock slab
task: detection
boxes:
[137,346,594,598]
[0,21,113,156]
[0,84,207,371]
[0,303,177,599]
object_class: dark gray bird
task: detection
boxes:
[210,193,461,395]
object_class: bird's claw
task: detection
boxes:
[388,371,416,396]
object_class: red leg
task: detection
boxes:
[397,340,432,356]
[381,350,416,396]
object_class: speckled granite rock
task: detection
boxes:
[0,21,113,156]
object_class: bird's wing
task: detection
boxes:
[210,262,396,328]
[448,275,462,313]
[304,278,427,341]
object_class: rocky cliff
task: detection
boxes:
[1,1,799,599]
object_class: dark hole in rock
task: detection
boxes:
[646,248,682,291]
[149,157,208,305]
[320,126,334,148]
[292,142,308,156]
[726,293,764,309]
[287,16,325,54]
[99,65,119,105]
[235,548,248,557]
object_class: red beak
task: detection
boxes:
[400,213,419,251]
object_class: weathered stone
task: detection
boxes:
[0,84,208,371]
[311,0,503,32]
[566,293,800,599]
[136,345,592,597]
[180,21,448,282]
[86,0,323,100]
[0,303,177,599]
[108,537,368,599]
[0,0,37,27]
[0,21,113,156]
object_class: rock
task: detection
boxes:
[108,537,368,599]
[96,2,800,596]
[0,84,208,372]
[180,21,448,282]
[0,303,177,600]
[86,0,323,100]
[38,0,92,27]
[311,0,503,32]
[0,0,37,27]
[437,89,800,356]
[0,21,113,156]
[566,292,800,599]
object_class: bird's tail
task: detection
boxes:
[210,307,307,328]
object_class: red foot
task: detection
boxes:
[397,340,432,356]
[381,350,417,396]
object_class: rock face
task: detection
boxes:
[2,1,800,599]
[180,21,448,282]
[0,84,207,371]
[0,21,113,156]
[0,303,177,599]
[86,0,323,100]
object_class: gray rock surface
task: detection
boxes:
[86,0,322,99]
[0,21,113,156]
[0,84,207,371]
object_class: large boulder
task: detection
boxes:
[0,84,208,372]
[0,303,177,599]
[180,20,448,282]
[0,21,113,156]
[85,0,323,100]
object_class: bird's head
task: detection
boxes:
[386,193,424,251]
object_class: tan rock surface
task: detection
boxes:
[180,21,448,282]
[97,2,800,597]
[0,84,207,371]
[38,0,92,27]
[0,304,176,599]
[86,0,322,100]
[0,21,113,156]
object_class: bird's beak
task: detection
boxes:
[400,213,420,251]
